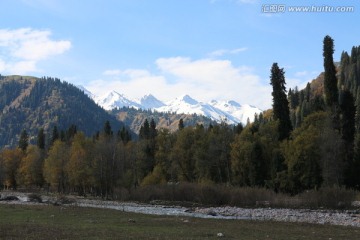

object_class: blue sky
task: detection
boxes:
[0,0,359,109]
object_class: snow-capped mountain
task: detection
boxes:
[156,95,241,124]
[140,94,166,109]
[95,91,142,110]
[79,86,262,125]
[210,100,261,125]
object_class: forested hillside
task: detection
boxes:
[110,107,216,134]
[0,75,125,147]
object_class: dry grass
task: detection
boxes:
[0,204,360,240]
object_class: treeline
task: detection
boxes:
[0,119,239,198]
[1,36,360,198]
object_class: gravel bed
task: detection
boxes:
[193,206,360,227]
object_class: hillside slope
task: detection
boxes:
[110,107,217,134]
[0,75,126,147]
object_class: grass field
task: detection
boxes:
[0,204,359,240]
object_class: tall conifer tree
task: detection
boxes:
[323,35,338,107]
[103,121,113,136]
[270,63,292,141]
[37,128,45,150]
[18,130,29,151]
[51,126,59,145]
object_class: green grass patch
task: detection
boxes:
[0,204,359,239]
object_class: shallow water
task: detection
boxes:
[76,200,245,220]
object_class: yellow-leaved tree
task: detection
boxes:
[18,145,44,188]
[43,140,69,193]
[66,132,94,195]
[0,148,23,189]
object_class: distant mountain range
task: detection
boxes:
[82,88,262,125]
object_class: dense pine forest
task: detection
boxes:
[1,36,360,200]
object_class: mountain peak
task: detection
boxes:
[109,90,122,96]
[140,93,156,101]
[142,93,155,98]
[97,91,141,110]
[140,94,165,109]
[178,94,198,105]
[228,100,241,107]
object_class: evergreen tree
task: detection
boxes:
[340,90,356,143]
[351,134,360,188]
[104,120,113,136]
[117,126,131,144]
[37,128,45,150]
[339,51,350,89]
[178,118,184,130]
[270,63,292,140]
[51,126,59,145]
[18,130,29,151]
[305,83,311,102]
[66,124,77,141]
[60,130,66,142]
[234,123,243,134]
[323,35,338,107]
[351,46,358,64]
[149,118,157,139]
[340,51,350,66]
[340,90,356,187]
[139,119,150,140]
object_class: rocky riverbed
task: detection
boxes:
[1,191,360,227]
[193,206,360,227]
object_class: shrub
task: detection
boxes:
[55,195,76,205]
[298,186,357,209]
[27,193,42,203]
[126,184,358,209]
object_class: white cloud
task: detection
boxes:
[87,57,272,110]
[9,61,37,74]
[103,69,151,79]
[209,47,247,57]
[103,69,121,76]
[0,28,71,74]
[87,73,170,100]
[122,69,151,79]
[0,59,6,72]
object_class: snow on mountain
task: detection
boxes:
[95,91,142,110]
[155,95,255,125]
[77,86,262,125]
[140,94,166,109]
[210,100,261,124]
[156,95,199,113]
[77,85,96,99]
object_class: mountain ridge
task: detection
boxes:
[0,76,127,148]
[84,88,262,125]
